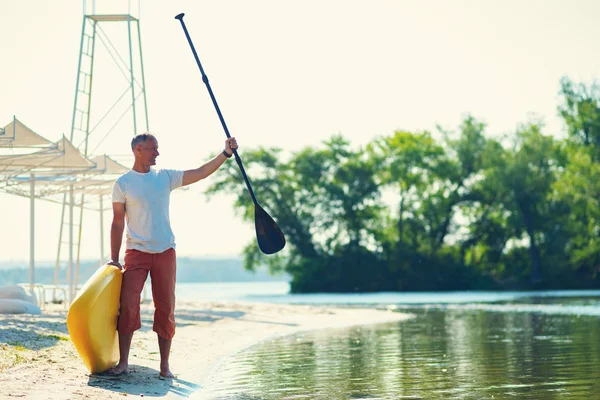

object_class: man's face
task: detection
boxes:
[137,137,159,165]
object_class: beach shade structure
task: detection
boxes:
[90,154,130,175]
[0,171,127,306]
[0,135,95,176]
[0,118,128,306]
[0,143,127,201]
[0,117,54,148]
[0,126,95,300]
[5,176,118,201]
[2,155,130,199]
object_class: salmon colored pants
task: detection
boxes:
[117,248,177,339]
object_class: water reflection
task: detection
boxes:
[199,299,600,399]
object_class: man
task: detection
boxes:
[106,132,238,377]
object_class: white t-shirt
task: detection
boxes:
[112,168,184,253]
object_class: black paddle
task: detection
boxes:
[175,13,286,255]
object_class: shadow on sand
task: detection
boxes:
[89,365,200,397]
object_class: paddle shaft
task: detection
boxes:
[175,13,258,206]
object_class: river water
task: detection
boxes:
[177,283,600,399]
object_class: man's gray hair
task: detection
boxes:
[131,133,156,150]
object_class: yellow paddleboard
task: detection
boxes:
[67,263,123,373]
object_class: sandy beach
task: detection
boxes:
[0,299,412,399]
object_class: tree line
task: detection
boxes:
[207,77,600,293]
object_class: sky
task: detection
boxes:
[1,0,599,265]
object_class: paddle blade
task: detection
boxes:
[255,205,286,254]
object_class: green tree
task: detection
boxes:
[559,77,600,158]
[206,136,387,292]
[552,147,600,284]
[479,122,563,285]
[368,131,443,252]
[554,78,600,282]
[201,77,600,292]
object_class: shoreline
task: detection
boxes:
[0,300,412,399]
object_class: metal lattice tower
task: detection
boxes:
[55,5,149,302]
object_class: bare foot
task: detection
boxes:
[159,364,176,379]
[105,362,130,375]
